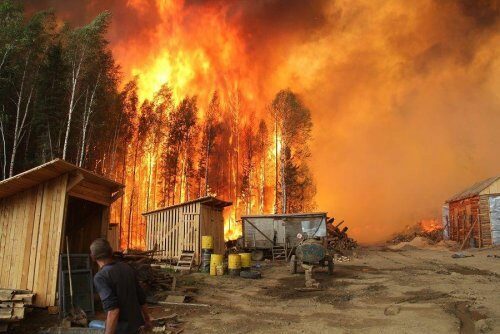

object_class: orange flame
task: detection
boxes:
[419,219,443,233]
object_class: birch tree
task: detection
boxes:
[62,12,110,161]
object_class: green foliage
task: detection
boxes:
[0,3,125,176]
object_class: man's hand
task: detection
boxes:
[105,308,120,334]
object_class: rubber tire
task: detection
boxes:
[290,255,297,274]
[240,270,262,279]
[251,250,264,261]
[327,257,334,275]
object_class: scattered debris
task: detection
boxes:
[334,254,351,262]
[451,253,474,259]
[158,301,210,307]
[0,289,35,333]
[384,305,401,316]
[240,270,262,279]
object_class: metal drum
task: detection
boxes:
[210,254,223,276]
[239,253,252,271]
[228,254,241,276]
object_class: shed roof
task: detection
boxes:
[143,196,232,215]
[446,176,500,203]
[0,159,123,199]
[242,212,327,220]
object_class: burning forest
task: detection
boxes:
[2,0,499,247]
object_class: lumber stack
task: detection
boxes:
[326,219,358,253]
[0,289,34,332]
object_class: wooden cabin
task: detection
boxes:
[444,176,500,248]
[143,196,231,264]
[0,159,123,307]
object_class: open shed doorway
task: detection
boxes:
[64,196,106,254]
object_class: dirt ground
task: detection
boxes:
[13,245,500,334]
[167,245,500,334]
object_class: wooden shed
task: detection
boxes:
[144,196,231,264]
[444,176,500,248]
[0,159,123,307]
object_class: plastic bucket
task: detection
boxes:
[210,254,223,276]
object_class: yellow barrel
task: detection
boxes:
[201,235,214,250]
[210,254,223,276]
[239,253,252,270]
[228,254,241,276]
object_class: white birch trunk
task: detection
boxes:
[62,50,84,160]
[78,73,100,167]
[9,56,33,177]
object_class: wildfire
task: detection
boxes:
[419,219,443,233]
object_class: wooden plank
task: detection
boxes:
[42,178,58,307]
[66,172,84,192]
[3,196,16,286]
[33,180,54,306]
[0,200,6,283]
[46,175,67,306]
[20,190,38,289]
[68,187,111,206]
[10,192,27,289]
[27,185,44,292]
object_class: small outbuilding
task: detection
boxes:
[444,176,500,247]
[143,196,231,264]
[0,159,123,307]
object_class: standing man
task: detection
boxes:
[90,238,152,334]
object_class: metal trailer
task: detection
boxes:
[241,212,327,260]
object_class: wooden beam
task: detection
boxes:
[66,172,84,192]
[110,189,124,203]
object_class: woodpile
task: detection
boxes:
[326,219,358,252]
[114,251,174,295]
[0,289,34,333]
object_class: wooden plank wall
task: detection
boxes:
[145,202,201,263]
[0,175,67,307]
[199,205,225,255]
[448,196,494,248]
[478,195,492,246]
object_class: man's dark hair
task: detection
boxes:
[90,238,113,260]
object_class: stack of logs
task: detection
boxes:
[0,289,34,333]
[326,218,358,252]
[114,250,174,295]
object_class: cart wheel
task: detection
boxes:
[327,256,334,275]
[289,255,297,274]
[251,250,264,261]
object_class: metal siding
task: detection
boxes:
[489,196,500,245]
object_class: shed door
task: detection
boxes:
[489,196,500,245]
